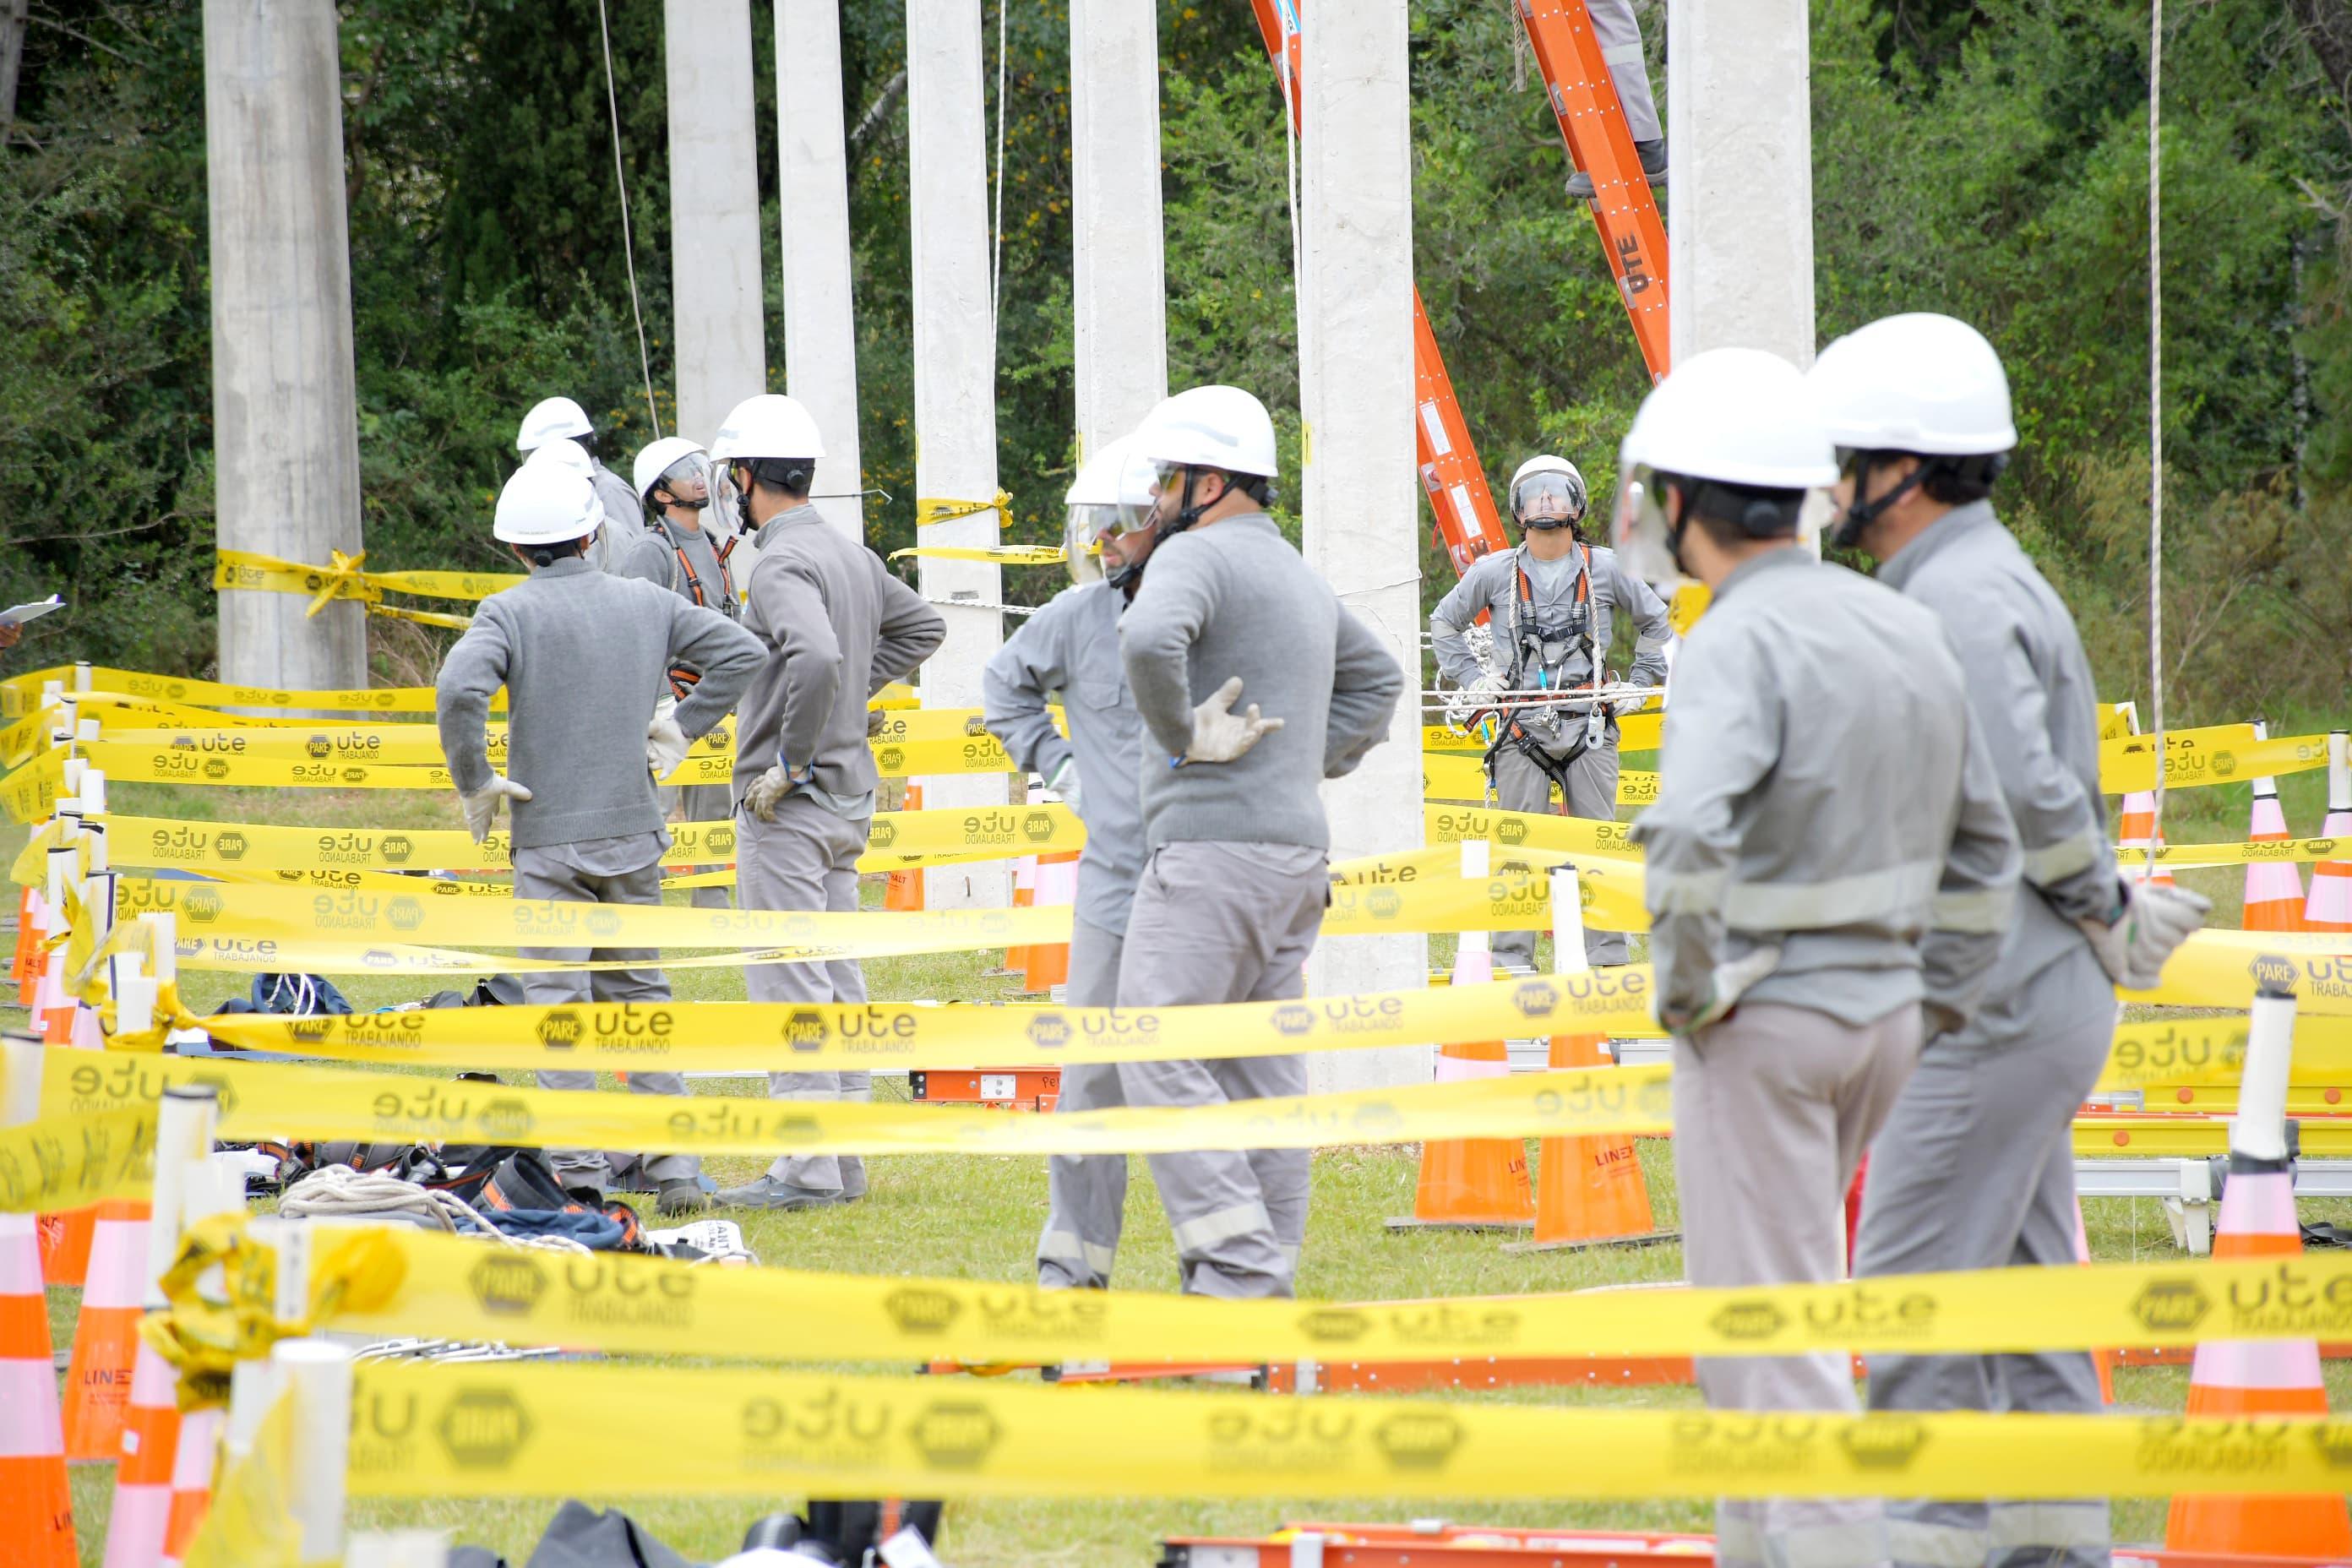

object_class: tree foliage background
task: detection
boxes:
[2,0,2348,717]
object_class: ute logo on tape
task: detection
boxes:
[869,819,898,848]
[1838,1416,1928,1472]
[204,758,231,780]
[388,897,425,933]
[215,830,248,860]
[884,1287,964,1336]
[785,1010,829,1052]
[1297,1308,1373,1343]
[964,715,988,737]
[1375,1413,1465,1473]
[1026,1014,1072,1049]
[437,1387,533,1470]
[879,746,905,771]
[2249,954,2300,993]
[306,734,332,759]
[909,1402,1003,1469]
[468,1254,547,1318]
[1271,1004,1316,1037]
[537,1012,583,1051]
[1709,1300,1788,1341]
[2132,1279,2212,1333]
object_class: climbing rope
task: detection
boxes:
[596,0,662,437]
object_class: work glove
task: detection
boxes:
[1443,672,1510,730]
[459,776,531,844]
[645,715,689,781]
[867,707,887,738]
[1666,943,1783,1033]
[1180,676,1284,765]
[2080,878,2211,990]
[1611,689,1655,718]
[743,763,803,824]
[1044,756,1083,817]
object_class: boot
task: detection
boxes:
[656,1177,711,1217]
[1565,139,1667,199]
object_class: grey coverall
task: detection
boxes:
[1119,511,1405,1298]
[1633,547,2019,1568]
[983,580,1146,1288]
[435,556,763,1195]
[1588,0,1661,144]
[1429,541,1671,966]
[584,459,648,575]
[621,514,743,911]
[733,503,946,1195]
[1854,501,2122,1568]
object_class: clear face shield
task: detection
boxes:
[1610,460,1684,585]
[1512,471,1587,532]
[654,450,716,512]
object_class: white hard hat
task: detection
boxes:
[515,395,592,453]
[1125,384,1278,478]
[710,394,826,462]
[1611,347,1836,583]
[1064,438,1158,586]
[493,461,602,546]
[633,435,709,503]
[1508,454,1588,528]
[525,436,593,476]
[1809,313,2016,456]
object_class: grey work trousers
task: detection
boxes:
[1490,737,1626,967]
[663,781,735,910]
[1588,0,1662,143]
[1854,952,2117,1568]
[1115,841,1325,1299]
[1035,917,1129,1289]
[1675,1000,1923,1568]
[512,849,697,1192]
[738,794,872,1195]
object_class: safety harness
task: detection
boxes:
[656,518,740,700]
[1485,542,1609,799]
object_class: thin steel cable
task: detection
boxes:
[990,0,1009,329]
[596,0,661,437]
[2146,0,2165,867]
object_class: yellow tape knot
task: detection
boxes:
[915,489,1012,530]
[304,549,371,618]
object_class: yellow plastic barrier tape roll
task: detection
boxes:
[215,547,523,606]
[44,1054,1675,1157]
[888,544,1066,566]
[342,1359,2352,1502]
[188,972,1654,1075]
[0,1106,157,1213]
[313,1222,2352,1369]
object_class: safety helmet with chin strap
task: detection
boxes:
[1124,384,1279,536]
[1611,347,1838,585]
[1062,437,1159,590]
[1808,313,2017,548]
[495,461,605,555]
[710,395,827,534]
[633,435,714,513]
[1509,454,1589,533]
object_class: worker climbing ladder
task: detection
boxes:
[1246,0,1672,579]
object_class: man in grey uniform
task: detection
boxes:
[624,435,744,912]
[1814,313,2209,1568]
[1116,385,1405,1299]
[436,460,762,1216]
[1562,0,1666,198]
[1430,451,1672,968]
[984,438,1193,1290]
[516,395,645,571]
[708,394,947,1212]
[1614,347,2020,1568]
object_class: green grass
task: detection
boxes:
[25,763,2352,1565]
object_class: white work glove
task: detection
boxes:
[1443,672,1510,730]
[459,776,531,844]
[645,714,689,781]
[1611,689,1654,718]
[1669,944,1783,1033]
[743,764,801,824]
[1044,756,1083,816]
[1182,676,1283,765]
[2079,879,2212,990]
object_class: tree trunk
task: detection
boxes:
[2289,0,2352,107]
[0,0,32,125]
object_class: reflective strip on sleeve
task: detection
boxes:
[1170,1200,1273,1259]
[1930,885,2014,934]
[1643,865,1731,916]
[2023,825,2105,885]
[1723,858,1940,930]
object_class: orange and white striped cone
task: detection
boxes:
[2115,788,2174,888]
[60,1200,148,1460]
[1528,867,1659,1249]
[883,784,924,912]
[9,885,41,998]
[2242,721,2306,932]
[1023,851,1078,995]
[2166,985,2352,1556]
[2302,730,2352,934]
[37,1206,95,1289]
[158,1407,220,1567]
[101,1337,183,1568]
[0,1210,77,1566]
[1401,937,1533,1227]
[2071,1199,2115,1406]
[999,855,1037,978]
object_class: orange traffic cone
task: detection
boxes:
[2243,721,2307,932]
[0,1211,77,1565]
[9,885,41,997]
[102,1337,183,1568]
[2071,1200,2115,1407]
[159,1407,220,1566]
[2116,789,2175,888]
[1000,854,1037,978]
[2166,985,2352,1556]
[1023,851,1078,994]
[884,784,924,912]
[2303,731,2352,934]
[1396,936,1533,1229]
[61,1200,148,1460]
[38,1207,95,1289]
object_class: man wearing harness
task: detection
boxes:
[1429,454,1672,969]
[625,436,744,911]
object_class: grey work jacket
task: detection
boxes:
[983,581,1146,937]
[1429,542,1674,693]
[1878,501,2119,1005]
[1631,547,2020,1030]
[585,461,648,575]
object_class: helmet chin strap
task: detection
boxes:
[1830,452,1929,550]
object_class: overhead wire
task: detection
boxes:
[595,0,662,438]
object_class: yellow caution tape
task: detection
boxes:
[0,666,447,717]
[1424,713,1665,754]
[2124,834,2351,868]
[914,490,1012,530]
[871,705,1057,743]
[304,1222,2352,1368]
[88,722,735,767]
[0,1106,157,1213]
[0,752,63,823]
[215,547,522,607]
[1424,802,1641,860]
[341,1358,2352,1501]
[2072,1116,2352,1157]
[868,732,1019,777]
[1668,580,1711,635]
[188,972,1653,1075]
[1421,751,1657,805]
[889,544,1065,566]
[180,1391,305,1568]
[2102,727,2333,794]
[2128,937,2352,1015]
[2098,1015,2352,1091]
[42,1054,1674,1157]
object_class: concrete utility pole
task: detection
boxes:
[665,0,767,447]
[1666,0,1816,368]
[776,0,868,541]
[1298,0,1427,1092]
[206,0,367,690]
[906,0,1008,909]
[1069,0,1168,458]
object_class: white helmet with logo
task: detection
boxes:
[515,395,593,454]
